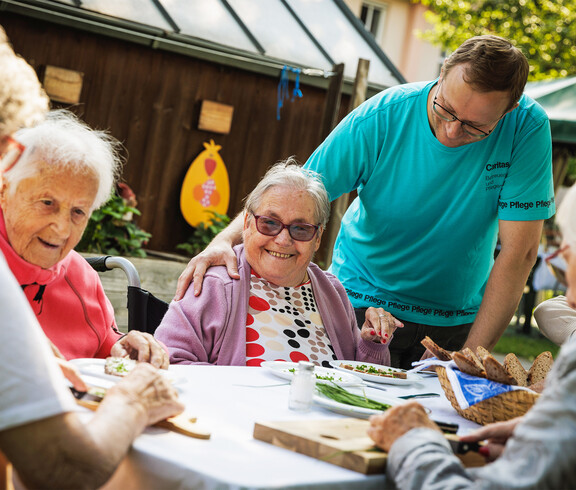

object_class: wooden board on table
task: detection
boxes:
[253,418,386,475]
[253,418,486,474]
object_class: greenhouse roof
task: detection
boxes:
[5,0,406,91]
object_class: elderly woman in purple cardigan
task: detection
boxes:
[155,158,402,367]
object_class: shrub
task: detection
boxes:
[177,211,231,257]
[76,193,151,257]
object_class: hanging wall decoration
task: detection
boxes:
[180,139,230,227]
[277,65,303,120]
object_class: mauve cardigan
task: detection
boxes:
[155,245,391,365]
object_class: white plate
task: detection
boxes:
[260,361,363,386]
[330,360,422,386]
[313,387,407,419]
[70,358,186,386]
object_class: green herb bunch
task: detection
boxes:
[177,211,231,256]
[77,193,151,257]
[316,382,391,411]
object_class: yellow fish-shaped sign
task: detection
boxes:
[180,140,230,227]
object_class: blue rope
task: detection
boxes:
[277,65,303,120]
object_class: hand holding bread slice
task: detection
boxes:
[420,337,553,388]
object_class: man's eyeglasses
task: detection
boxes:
[432,82,499,139]
[0,136,25,173]
[252,214,319,242]
[545,245,569,287]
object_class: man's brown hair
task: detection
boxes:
[443,35,529,111]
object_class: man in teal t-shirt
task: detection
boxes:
[175,35,555,369]
[303,36,554,367]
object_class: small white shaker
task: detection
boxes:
[288,361,316,411]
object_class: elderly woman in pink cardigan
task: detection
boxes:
[155,159,402,367]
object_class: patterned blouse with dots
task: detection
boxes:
[245,269,337,368]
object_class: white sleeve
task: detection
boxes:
[0,253,76,431]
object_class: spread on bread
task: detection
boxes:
[104,356,137,377]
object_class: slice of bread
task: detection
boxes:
[482,354,517,385]
[461,347,485,373]
[421,336,452,361]
[476,345,491,359]
[503,353,528,387]
[452,351,486,377]
[527,351,554,385]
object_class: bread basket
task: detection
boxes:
[436,366,540,425]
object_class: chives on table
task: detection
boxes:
[316,382,391,410]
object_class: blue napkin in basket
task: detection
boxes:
[410,358,531,410]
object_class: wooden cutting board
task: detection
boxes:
[253,418,485,474]
[254,418,385,474]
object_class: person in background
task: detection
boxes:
[533,186,576,345]
[366,183,576,489]
[0,109,168,366]
[0,26,184,489]
[155,159,401,366]
[173,35,554,369]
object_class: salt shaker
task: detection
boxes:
[288,361,316,411]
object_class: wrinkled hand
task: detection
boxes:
[360,308,403,344]
[174,243,239,300]
[368,402,440,452]
[109,363,184,426]
[111,331,169,369]
[459,416,522,462]
[49,339,87,391]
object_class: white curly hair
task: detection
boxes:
[0,27,48,137]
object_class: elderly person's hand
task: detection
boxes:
[368,402,441,452]
[104,363,184,426]
[175,239,240,300]
[111,331,169,369]
[459,416,522,462]
[360,307,403,344]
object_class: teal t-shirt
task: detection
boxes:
[305,80,555,326]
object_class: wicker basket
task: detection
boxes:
[436,366,540,425]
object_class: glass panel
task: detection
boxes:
[160,0,258,53]
[287,0,398,86]
[73,0,173,30]
[227,0,331,70]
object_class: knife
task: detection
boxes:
[445,434,482,454]
[70,386,211,440]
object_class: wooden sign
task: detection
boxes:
[42,65,84,104]
[180,140,230,227]
[198,100,234,134]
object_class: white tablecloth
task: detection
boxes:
[100,365,480,490]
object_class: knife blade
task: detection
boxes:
[69,386,211,440]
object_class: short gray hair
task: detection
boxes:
[0,27,48,137]
[4,110,123,210]
[244,157,330,226]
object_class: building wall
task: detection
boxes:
[343,0,442,82]
[2,13,347,257]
